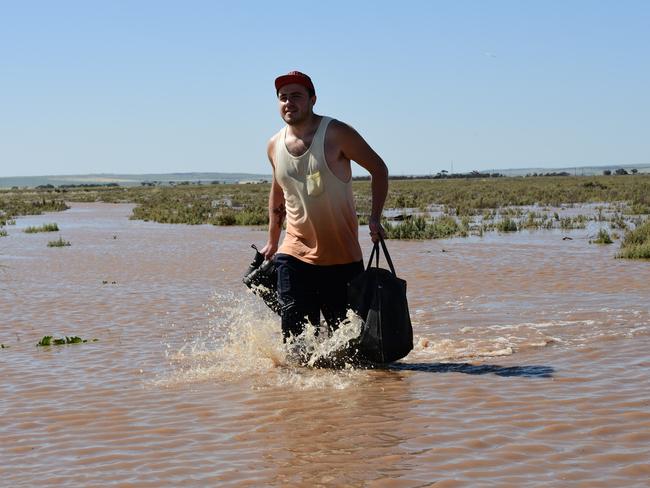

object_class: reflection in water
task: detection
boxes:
[1,203,649,487]
[391,362,554,378]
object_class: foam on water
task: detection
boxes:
[157,286,650,388]
[157,291,370,390]
[411,312,650,363]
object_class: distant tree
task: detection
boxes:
[615,168,628,175]
[631,168,638,174]
[603,169,612,176]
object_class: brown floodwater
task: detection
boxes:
[1,202,649,487]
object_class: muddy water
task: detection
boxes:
[1,203,649,487]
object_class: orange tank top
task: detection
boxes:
[275,116,362,265]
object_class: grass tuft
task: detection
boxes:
[617,219,650,259]
[37,335,95,346]
[497,218,518,232]
[384,215,460,239]
[47,237,71,247]
[24,222,59,233]
[591,229,613,244]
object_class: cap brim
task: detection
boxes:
[275,75,314,93]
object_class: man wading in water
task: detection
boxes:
[260,71,389,352]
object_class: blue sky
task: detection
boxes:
[1,0,648,177]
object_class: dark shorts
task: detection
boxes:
[274,253,364,340]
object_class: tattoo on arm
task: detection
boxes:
[272,203,286,228]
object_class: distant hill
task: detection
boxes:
[0,172,271,189]
[2,164,649,189]
[482,163,650,177]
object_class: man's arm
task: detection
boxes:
[335,122,389,242]
[261,137,286,260]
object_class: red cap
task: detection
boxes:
[274,71,315,94]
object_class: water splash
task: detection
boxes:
[284,310,364,368]
[158,292,369,389]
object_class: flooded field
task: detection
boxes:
[1,203,649,487]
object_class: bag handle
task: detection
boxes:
[366,235,397,276]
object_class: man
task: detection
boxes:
[260,71,388,342]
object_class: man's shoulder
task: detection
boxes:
[267,129,284,163]
[267,129,284,151]
[325,118,359,143]
[325,117,355,134]
[268,128,284,144]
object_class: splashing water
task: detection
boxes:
[284,310,365,368]
[159,291,370,389]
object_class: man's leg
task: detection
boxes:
[319,261,364,333]
[274,254,320,341]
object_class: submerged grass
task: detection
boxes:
[37,335,96,346]
[496,218,518,232]
[47,236,71,247]
[24,222,59,233]
[591,229,614,244]
[618,219,650,259]
[384,215,461,239]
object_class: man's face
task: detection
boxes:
[277,83,316,125]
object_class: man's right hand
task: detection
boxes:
[260,242,278,261]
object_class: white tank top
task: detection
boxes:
[275,116,362,265]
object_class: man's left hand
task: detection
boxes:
[369,217,386,243]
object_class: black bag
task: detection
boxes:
[347,236,413,363]
[243,244,281,315]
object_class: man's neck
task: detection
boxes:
[286,114,321,139]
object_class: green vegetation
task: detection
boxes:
[618,220,650,259]
[496,218,518,232]
[127,184,271,225]
[559,215,588,230]
[0,194,69,223]
[357,175,650,217]
[4,174,649,223]
[384,215,462,239]
[47,237,71,247]
[627,203,650,215]
[0,229,7,237]
[3,175,650,244]
[24,222,59,233]
[591,229,613,244]
[37,335,96,346]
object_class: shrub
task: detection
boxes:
[213,211,237,226]
[591,229,613,244]
[234,207,267,226]
[618,219,650,259]
[497,218,518,232]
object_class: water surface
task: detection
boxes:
[1,203,649,487]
